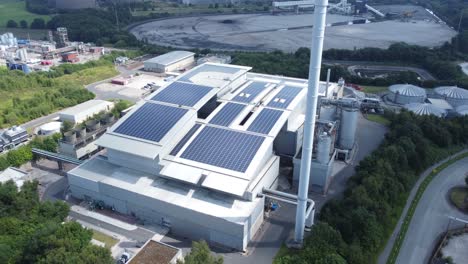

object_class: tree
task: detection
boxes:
[6,20,18,28]
[30,18,46,29]
[20,20,28,29]
[177,241,223,264]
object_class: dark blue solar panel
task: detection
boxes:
[114,103,187,143]
[247,109,283,134]
[170,124,201,156]
[151,82,213,107]
[233,82,268,103]
[209,103,246,127]
[267,86,302,109]
[180,127,265,172]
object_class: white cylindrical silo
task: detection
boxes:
[38,121,62,136]
[434,86,468,107]
[317,132,331,164]
[339,107,358,149]
[388,84,426,104]
[320,105,336,121]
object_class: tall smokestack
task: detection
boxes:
[294,0,329,245]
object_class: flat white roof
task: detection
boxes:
[59,100,113,117]
[145,51,195,67]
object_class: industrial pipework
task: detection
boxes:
[294,0,329,246]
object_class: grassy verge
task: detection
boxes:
[386,151,468,264]
[360,85,387,94]
[366,114,391,126]
[92,230,119,250]
[0,0,51,27]
[450,187,468,210]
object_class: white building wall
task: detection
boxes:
[145,56,195,73]
[107,149,160,175]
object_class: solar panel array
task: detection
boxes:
[114,103,188,143]
[151,81,213,107]
[247,109,284,135]
[267,86,302,109]
[232,82,268,103]
[209,103,246,127]
[180,126,265,172]
[169,124,201,156]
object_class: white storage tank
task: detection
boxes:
[320,105,336,121]
[434,86,468,107]
[339,107,358,149]
[388,84,426,104]
[38,121,62,136]
[316,132,332,165]
[404,103,447,117]
[455,105,468,116]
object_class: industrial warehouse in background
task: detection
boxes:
[66,62,363,250]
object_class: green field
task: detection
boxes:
[0,27,48,39]
[0,0,51,28]
[92,230,119,249]
[361,85,388,94]
[366,114,391,126]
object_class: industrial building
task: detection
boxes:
[54,27,69,48]
[67,63,345,250]
[404,103,447,118]
[58,100,115,159]
[388,84,426,104]
[144,51,195,73]
[434,86,468,107]
[59,100,114,124]
[0,126,29,153]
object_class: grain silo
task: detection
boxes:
[404,103,447,118]
[388,84,426,104]
[455,105,468,116]
[434,86,468,107]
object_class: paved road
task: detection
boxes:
[387,153,468,264]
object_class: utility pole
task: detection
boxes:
[458,9,465,33]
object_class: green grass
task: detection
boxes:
[366,114,391,126]
[92,230,119,249]
[0,0,51,28]
[0,27,48,40]
[386,151,468,264]
[360,85,388,94]
[57,65,119,86]
[450,187,468,210]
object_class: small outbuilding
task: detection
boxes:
[59,100,114,124]
[144,51,195,73]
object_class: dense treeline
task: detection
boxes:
[276,112,468,263]
[232,44,468,88]
[0,180,113,263]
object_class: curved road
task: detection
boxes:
[378,151,468,264]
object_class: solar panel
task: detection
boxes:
[170,124,201,156]
[114,103,188,143]
[267,86,302,109]
[180,127,265,172]
[151,81,213,107]
[232,82,268,103]
[247,109,283,134]
[209,103,246,127]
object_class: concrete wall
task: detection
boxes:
[59,141,99,159]
[391,92,425,105]
[293,155,334,193]
[107,149,160,175]
[68,173,263,251]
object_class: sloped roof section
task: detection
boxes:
[389,84,426,97]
